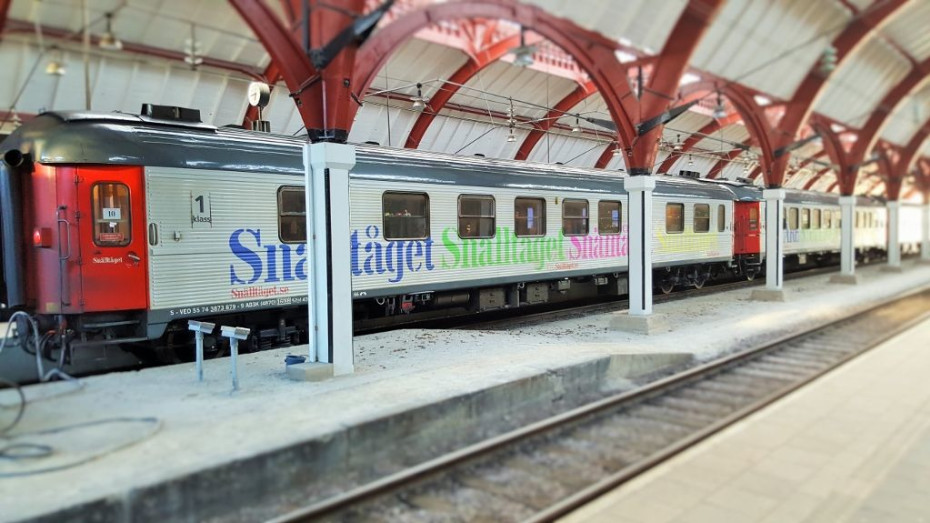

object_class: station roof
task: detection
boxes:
[1,0,929,199]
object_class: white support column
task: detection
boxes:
[921,203,930,263]
[751,189,787,301]
[883,200,902,272]
[611,176,667,334]
[288,142,356,381]
[831,195,858,284]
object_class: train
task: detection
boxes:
[0,106,921,368]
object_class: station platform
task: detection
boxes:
[562,304,930,522]
[2,262,930,522]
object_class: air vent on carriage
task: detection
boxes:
[140,104,202,123]
[735,177,754,184]
[678,170,701,179]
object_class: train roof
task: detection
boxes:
[0,110,801,202]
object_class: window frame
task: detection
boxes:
[788,207,799,230]
[514,197,547,237]
[561,198,589,237]
[457,194,496,239]
[277,185,307,244]
[91,182,132,247]
[597,200,622,235]
[694,203,711,233]
[666,203,685,234]
[382,191,430,240]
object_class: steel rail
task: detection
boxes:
[269,285,930,522]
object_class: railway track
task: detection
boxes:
[269,288,930,523]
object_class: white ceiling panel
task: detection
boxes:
[523,0,686,54]
[883,0,930,62]
[692,0,848,100]
[879,82,930,146]
[816,37,912,127]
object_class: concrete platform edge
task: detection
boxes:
[30,352,693,523]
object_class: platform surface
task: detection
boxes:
[2,263,930,521]
[562,306,930,522]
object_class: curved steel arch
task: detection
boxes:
[513,81,597,160]
[353,0,639,150]
[404,33,519,149]
[656,112,743,173]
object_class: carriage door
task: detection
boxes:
[75,167,148,312]
[733,202,761,254]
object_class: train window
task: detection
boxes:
[868,213,874,228]
[666,203,684,234]
[278,186,306,243]
[855,211,861,228]
[717,205,725,232]
[812,209,821,229]
[458,195,495,238]
[824,210,832,228]
[92,183,132,247]
[515,197,546,237]
[598,200,622,235]
[749,207,759,230]
[562,199,589,236]
[801,208,810,229]
[694,204,710,233]
[835,211,841,228]
[788,207,799,230]
[383,192,430,240]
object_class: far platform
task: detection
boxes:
[562,302,930,523]
[2,261,930,522]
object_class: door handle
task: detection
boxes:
[127,251,141,265]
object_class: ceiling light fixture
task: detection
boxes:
[184,24,204,69]
[571,116,581,133]
[10,110,21,128]
[673,134,683,152]
[712,92,727,119]
[411,83,425,112]
[612,142,622,156]
[510,27,536,68]
[507,126,517,143]
[99,12,123,51]
[688,154,694,167]
[45,46,65,76]
[819,44,838,76]
[743,163,750,176]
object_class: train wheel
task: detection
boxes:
[659,280,675,294]
[693,274,707,289]
[745,269,757,282]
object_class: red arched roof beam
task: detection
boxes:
[681,82,780,185]
[803,167,833,191]
[626,0,724,174]
[355,0,640,154]
[231,0,366,141]
[513,81,597,160]
[772,0,907,153]
[841,56,930,192]
[0,0,12,39]
[875,117,930,200]
[707,139,753,179]
[404,33,519,149]
[809,117,858,194]
[656,112,743,173]
[916,159,930,203]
